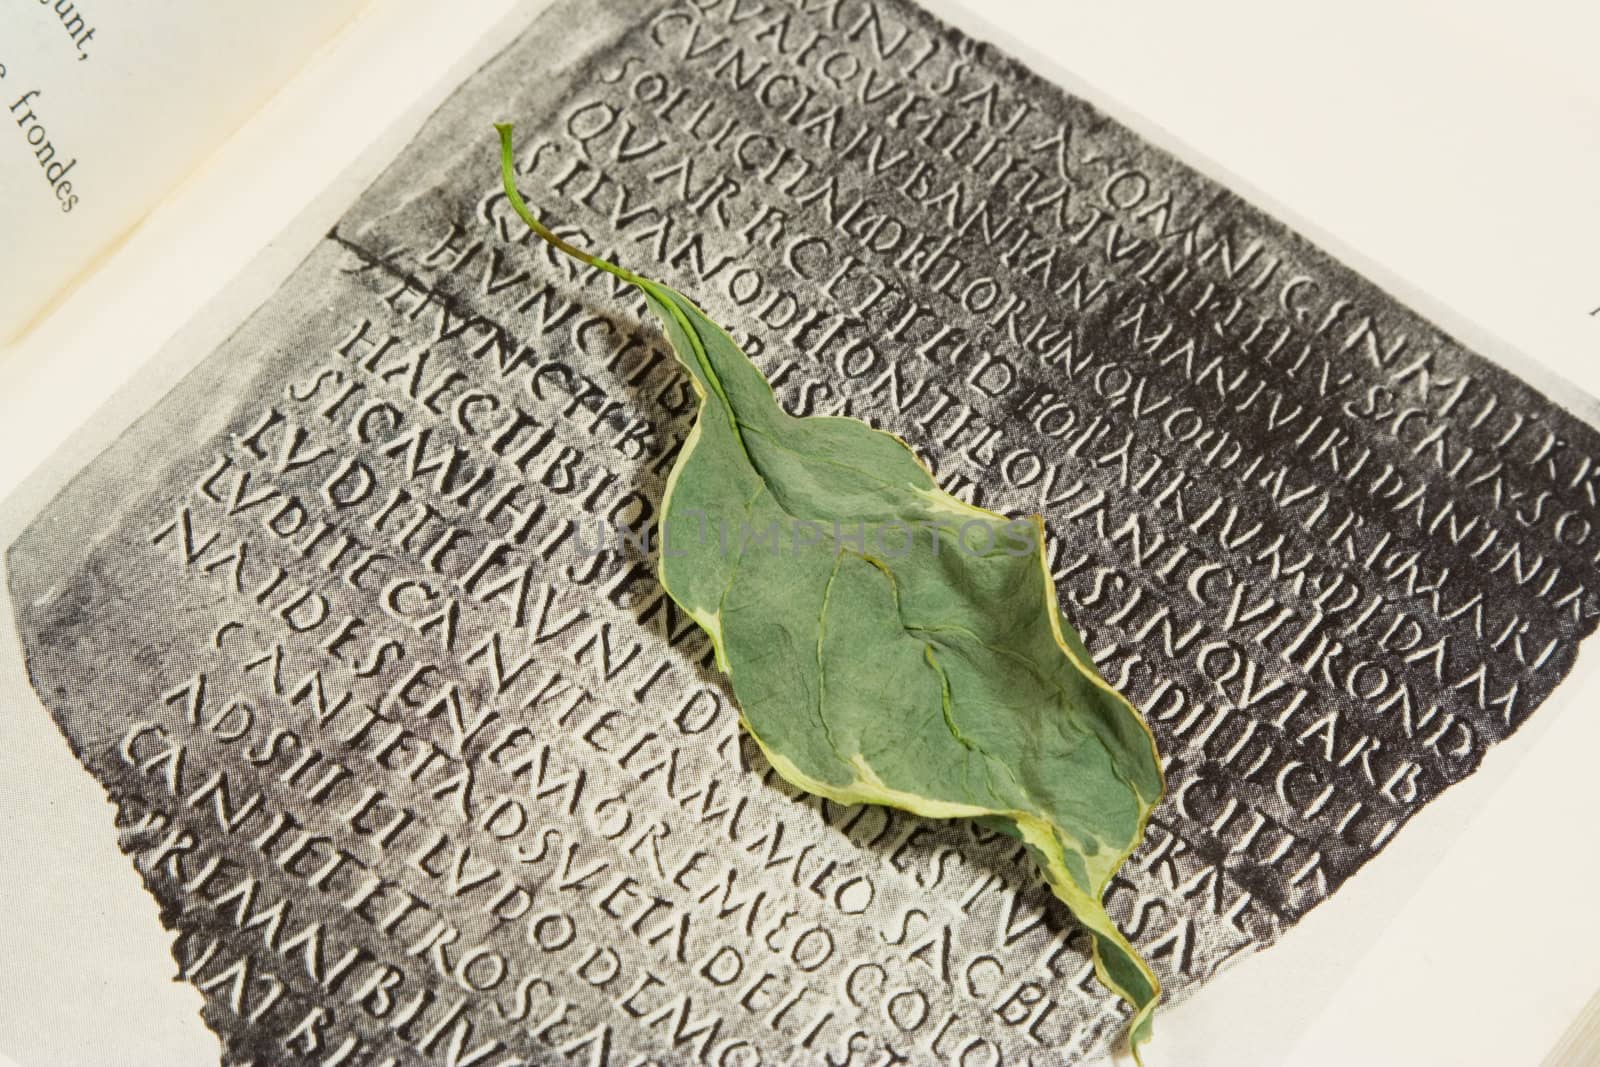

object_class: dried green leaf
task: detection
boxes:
[497,123,1166,1058]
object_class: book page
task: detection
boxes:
[0,0,366,340]
[3,2,1600,1067]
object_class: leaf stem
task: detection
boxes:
[494,123,642,285]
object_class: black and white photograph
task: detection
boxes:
[3,2,1598,1064]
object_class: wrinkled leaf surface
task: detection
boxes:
[498,125,1166,1056]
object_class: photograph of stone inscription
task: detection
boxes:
[4,0,1599,1064]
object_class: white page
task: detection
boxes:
[2,2,1597,1065]
[0,0,365,340]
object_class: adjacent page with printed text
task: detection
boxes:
[0,1,365,339]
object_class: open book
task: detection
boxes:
[4,2,1600,1065]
